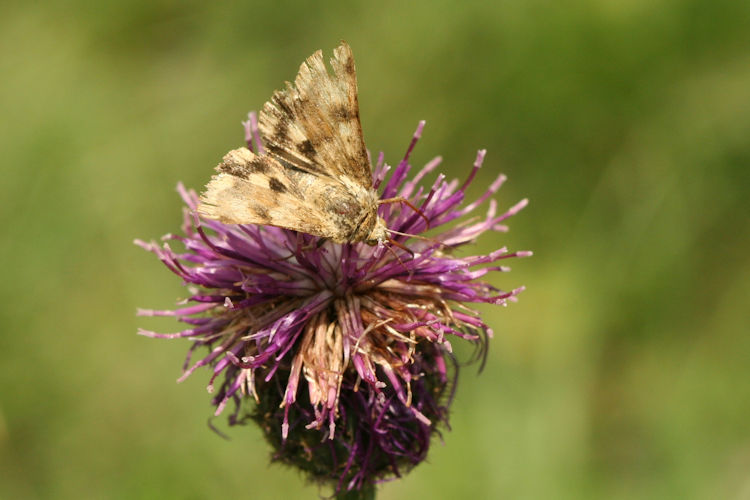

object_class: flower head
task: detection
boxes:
[137,114,530,493]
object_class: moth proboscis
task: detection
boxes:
[198,41,409,245]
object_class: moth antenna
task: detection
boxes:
[386,228,442,247]
[379,197,431,230]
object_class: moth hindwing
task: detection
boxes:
[198,41,387,244]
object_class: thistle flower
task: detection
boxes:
[136,115,530,495]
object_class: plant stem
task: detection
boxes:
[335,484,376,500]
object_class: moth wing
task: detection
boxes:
[197,148,350,240]
[258,41,373,189]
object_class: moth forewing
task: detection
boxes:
[258,42,372,189]
[199,42,389,244]
[198,148,384,243]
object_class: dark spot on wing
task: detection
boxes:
[273,93,294,117]
[274,119,288,140]
[218,162,250,179]
[297,139,315,155]
[266,144,300,166]
[266,144,328,177]
[252,204,270,222]
[269,177,287,193]
[334,105,352,121]
[249,158,269,174]
[344,56,355,76]
[356,151,369,168]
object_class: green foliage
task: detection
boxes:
[1,1,748,498]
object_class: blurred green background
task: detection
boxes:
[2,1,749,498]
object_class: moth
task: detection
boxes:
[198,42,401,245]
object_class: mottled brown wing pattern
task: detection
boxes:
[258,42,372,189]
[199,43,389,244]
[198,148,355,240]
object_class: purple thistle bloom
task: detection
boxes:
[137,114,530,494]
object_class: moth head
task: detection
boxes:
[364,216,388,246]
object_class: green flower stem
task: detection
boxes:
[335,484,376,500]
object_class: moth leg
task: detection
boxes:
[385,238,414,278]
[271,252,299,262]
[378,197,431,229]
[386,237,414,257]
[271,237,324,262]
